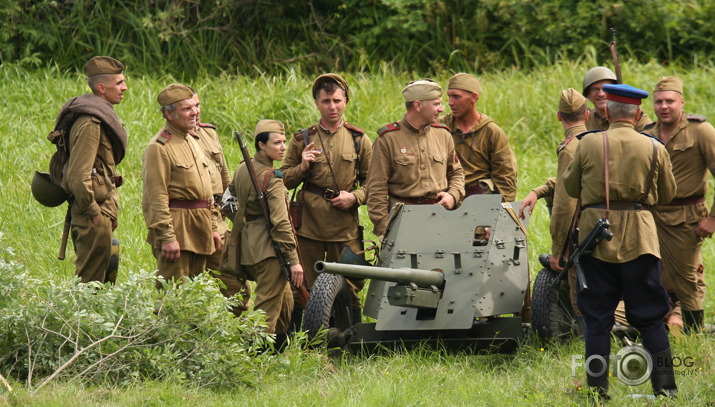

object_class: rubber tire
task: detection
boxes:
[531,267,577,340]
[302,273,355,338]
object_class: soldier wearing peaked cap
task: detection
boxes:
[645,76,715,333]
[582,66,653,132]
[142,84,221,287]
[437,73,517,201]
[519,88,591,334]
[54,56,128,283]
[230,120,304,334]
[562,83,678,399]
[366,79,464,237]
[280,73,372,327]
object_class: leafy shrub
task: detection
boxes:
[0,233,277,391]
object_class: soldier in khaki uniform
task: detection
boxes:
[563,84,677,399]
[437,73,517,201]
[191,89,252,315]
[644,76,715,332]
[367,79,465,237]
[60,56,128,283]
[519,88,590,333]
[280,74,372,324]
[582,67,652,132]
[231,120,304,334]
[142,84,221,286]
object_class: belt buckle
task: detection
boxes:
[323,189,337,200]
[635,202,642,211]
[416,197,427,204]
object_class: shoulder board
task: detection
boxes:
[89,116,101,124]
[576,129,601,140]
[557,135,576,154]
[198,122,217,129]
[430,122,450,131]
[642,122,656,131]
[156,130,172,145]
[344,122,366,135]
[377,122,400,137]
[293,126,317,141]
[686,114,707,123]
[640,132,665,145]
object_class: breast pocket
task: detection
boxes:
[431,154,447,170]
[394,154,416,166]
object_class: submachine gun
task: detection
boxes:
[553,218,613,292]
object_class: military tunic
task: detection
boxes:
[64,115,121,283]
[366,118,465,237]
[645,114,715,311]
[438,113,517,201]
[585,108,653,132]
[233,152,298,333]
[142,122,218,281]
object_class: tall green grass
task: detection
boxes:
[1,62,714,404]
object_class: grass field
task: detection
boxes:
[1,61,714,405]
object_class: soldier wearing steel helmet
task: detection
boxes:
[53,56,128,284]
[583,66,652,132]
[644,76,715,333]
[142,83,221,286]
[280,74,373,326]
[562,83,677,399]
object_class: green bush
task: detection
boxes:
[0,233,278,390]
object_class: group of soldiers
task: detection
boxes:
[51,56,714,400]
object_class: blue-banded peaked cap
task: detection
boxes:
[602,84,649,105]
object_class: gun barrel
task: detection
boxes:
[315,261,445,287]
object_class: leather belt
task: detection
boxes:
[663,195,705,207]
[244,214,262,222]
[390,195,438,205]
[168,199,211,209]
[305,183,340,200]
[464,185,484,197]
[582,201,651,211]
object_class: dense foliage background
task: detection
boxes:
[3,0,715,76]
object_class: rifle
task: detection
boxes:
[609,28,623,84]
[235,131,309,307]
[58,204,71,260]
[552,218,613,292]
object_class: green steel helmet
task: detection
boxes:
[31,171,69,207]
[583,67,617,95]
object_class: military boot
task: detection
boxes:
[586,355,610,401]
[650,348,677,398]
[576,316,588,338]
[287,306,304,333]
[683,310,704,334]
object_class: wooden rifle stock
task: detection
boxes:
[58,204,71,260]
[610,27,623,84]
[235,131,309,307]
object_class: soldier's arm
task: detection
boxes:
[562,148,583,199]
[532,177,556,199]
[266,174,300,266]
[352,135,373,205]
[445,137,465,203]
[699,123,715,217]
[279,135,307,190]
[141,144,176,244]
[487,126,518,202]
[66,118,102,218]
[366,136,391,236]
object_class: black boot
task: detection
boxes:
[352,307,362,326]
[683,310,704,334]
[287,307,304,333]
[650,348,677,398]
[577,316,588,338]
[586,355,610,401]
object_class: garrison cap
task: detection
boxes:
[402,79,442,102]
[83,56,124,77]
[447,73,482,95]
[603,84,649,105]
[254,119,285,137]
[313,73,350,102]
[157,83,194,107]
[558,88,587,113]
[654,76,683,94]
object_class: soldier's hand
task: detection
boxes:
[436,191,455,210]
[161,240,181,262]
[92,214,102,226]
[212,231,222,252]
[289,263,304,287]
[519,191,539,219]
[111,219,118,231]
[331,191,357,210]
[549,255,564,272]
[300,142,321,173]
[695,215,715,238]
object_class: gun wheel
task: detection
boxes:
[302,273,356,339]
[531,267,577,340]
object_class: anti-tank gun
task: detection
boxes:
[302,194,531,353]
